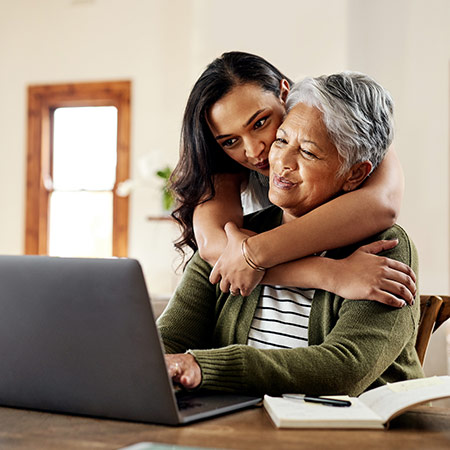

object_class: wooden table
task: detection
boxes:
[0,402,449,450]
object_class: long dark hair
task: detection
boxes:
[170,51,291,261]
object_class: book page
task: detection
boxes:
[264,395,384,428]
[359,376,450,424]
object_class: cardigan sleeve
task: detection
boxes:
[190,299,418,396]
[189,225,422,397]
[156,253,217,354]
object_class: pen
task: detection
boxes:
[282,394,352,407]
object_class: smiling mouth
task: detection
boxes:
[272,174,297,189]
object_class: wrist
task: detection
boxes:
[241,237,266,272]
[320,258,342,294]
[244,235,270,269]
[185,350,203,388]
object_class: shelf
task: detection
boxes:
[147,216,174,222]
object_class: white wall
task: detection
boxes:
[0,0,350,296]
[0,0,196,295]
[188,0,349,80]
[348,0,450,296]
[0,0,448,370]
[347,0,450,376]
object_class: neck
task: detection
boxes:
[281,211,298,224]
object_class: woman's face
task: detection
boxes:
[206,82,288,176]
[269,102,351,222]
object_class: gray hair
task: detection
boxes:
[286,72,394,176]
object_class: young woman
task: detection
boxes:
[170,52,415,307]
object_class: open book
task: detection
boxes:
[264,376,450,429]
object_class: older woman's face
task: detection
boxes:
[269,102,349,222]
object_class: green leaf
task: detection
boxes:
[155,166,174,211]
[156,167,172,180]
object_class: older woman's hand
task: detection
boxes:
[329,239,417,307]
[165,353,202,390]
[209,222,263,297]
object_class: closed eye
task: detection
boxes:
[301,148,318,159]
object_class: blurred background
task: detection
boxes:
[0,0,448,376]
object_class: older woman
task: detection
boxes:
[157,72,424,397]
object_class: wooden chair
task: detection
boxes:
[416,295,450,366]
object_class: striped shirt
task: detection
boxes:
[247,285,315,350]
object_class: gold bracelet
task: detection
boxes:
[241,237,266,272]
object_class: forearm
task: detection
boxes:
[191,300,416,397]
[191,343,370,396]
[261,256,338,291]
[249,194,385,267]
[248,148,404,268]
[193,173,245,265]
[192,220,228,267]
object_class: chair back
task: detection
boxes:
[416,295,450,366]
[435,295,450,332]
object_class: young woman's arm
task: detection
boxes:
[262,240,416,307]
[211,223,415,306]
[210,148,404,293]
[193,173,245,266]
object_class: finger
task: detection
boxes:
[360,239,398,255]
[224,221,239,237]
[374,263,416,300]
[376,279,415,305]
[385,259,417,284]
[380,261,417,294]
[240,285,252,297]
[240,274,265,297]
[386,270,417,297]
[230,287,240,296]
[168,360,181,379]
[368,289,407,308]
[178,355,201,389]
[180,370,196,389]
[173,362,181,379]
[219,279,231,293]
[383,295,407,308]
[209,263,221,285]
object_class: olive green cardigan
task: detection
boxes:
[157,206,424,397]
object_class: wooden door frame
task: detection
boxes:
[25,80,131,256]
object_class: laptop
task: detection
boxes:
[0,255,261,425]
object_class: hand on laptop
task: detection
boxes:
[165,353,202,389]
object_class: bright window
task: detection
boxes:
[25,81,130,257]
[49,107,117,257]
